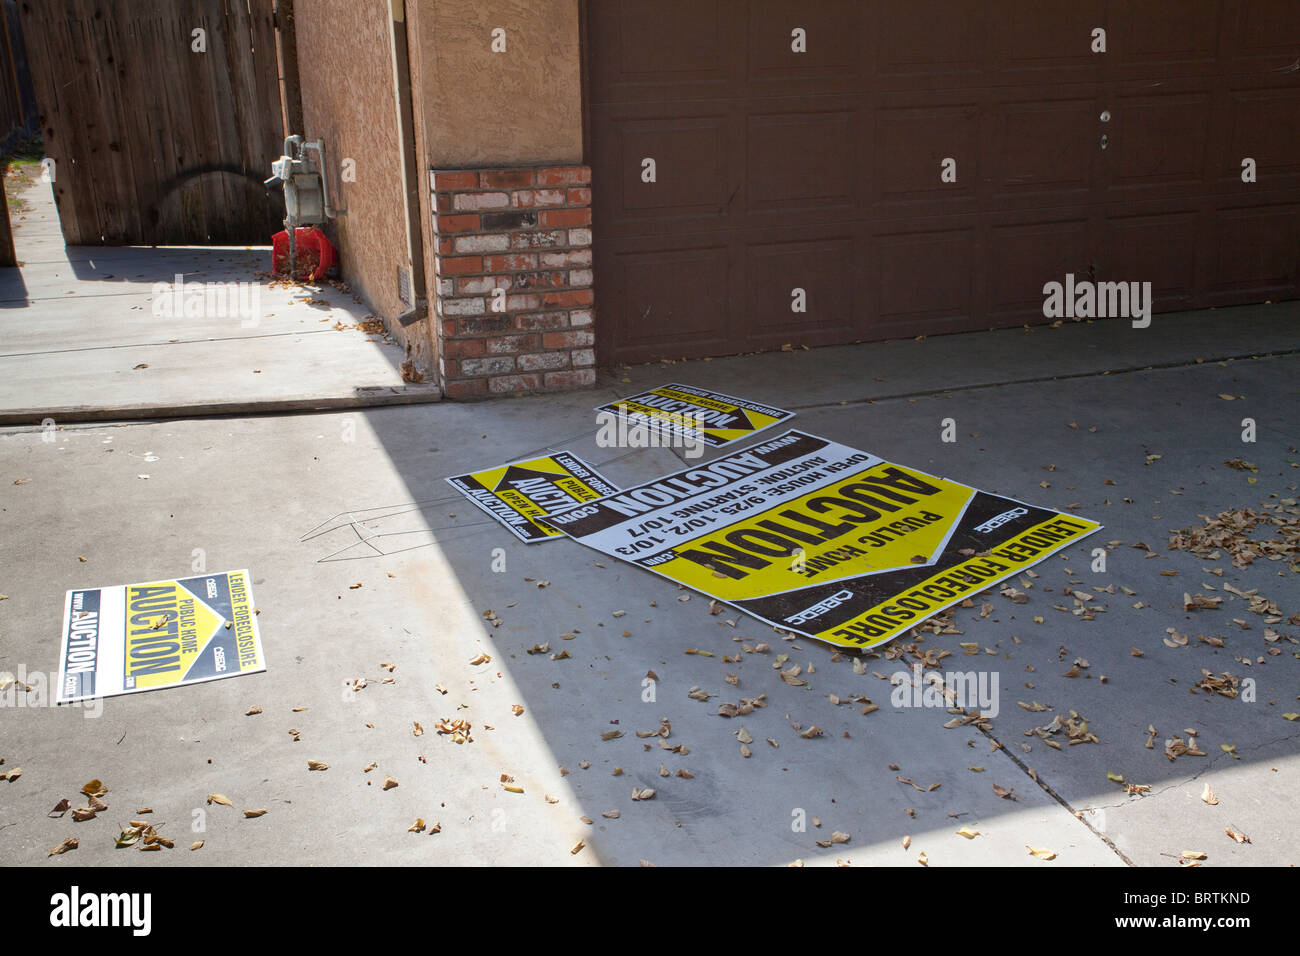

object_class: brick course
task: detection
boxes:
[431,165,596,397]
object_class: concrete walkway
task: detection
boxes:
[1,305,1295,867]
[0,178,438,425]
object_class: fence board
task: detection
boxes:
[20,0,283,245]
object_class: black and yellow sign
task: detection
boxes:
[543,431,1102,649]
[446,451,620,543]
[57,570,265,703]
[595,384,794,448]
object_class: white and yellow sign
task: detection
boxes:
[543,431,1101,649]
[595,384,794,448]
[446,451,619,543]
[57,570,265,703]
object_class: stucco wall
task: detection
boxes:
[418,0,583,168]
[295,0,435,375]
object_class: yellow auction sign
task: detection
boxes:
[595,384,793,448]
[57,570,265,702]
[543,432,1102,650]
[446,451,619,543]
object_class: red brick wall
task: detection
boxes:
[432,165,595,398]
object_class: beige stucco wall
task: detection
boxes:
[295,0,435,375]
[418,0,583,168]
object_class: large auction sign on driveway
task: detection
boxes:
[57,570,265,703]
[543,431,1101,649]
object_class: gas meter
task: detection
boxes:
[265,135,335,275]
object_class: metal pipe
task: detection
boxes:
[287,217,296,280]
[303,139,336,219]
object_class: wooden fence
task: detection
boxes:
[19,0,285,245]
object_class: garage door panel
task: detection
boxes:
[591,108,735,237]
[1101,207,1200,310]
[871,224,978,332]
[985,94,1101,208]
[744,106,859,219]
[598,239,733,363]
[992,5,1106,85]
[745,0,864,93]
[742,233,858,346]
[1107,0,1226,78]
[873,0,986,88]
[1232,0,1300,69]
[987,216,1094,322]
[587,0,738,103]
[872,99,979,215]
[1202,202,1300,302]
[1105,90,1213,197]
[1219,87,1300,188]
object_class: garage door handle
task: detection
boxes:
[1099,133,1109,150]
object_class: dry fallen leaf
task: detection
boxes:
[190,841,204,851]
[956,825,980,839]
[243,808,267,818]
[1027,846,1057,860]
[207,793,233,806]
[48,837,78,856]
[81,779,108,798]
[307,760,329,771]
[1201,783,1219,806]
[382,776,399,791]
[815,830,851,848]
[408,818,426,833]
[245,706,262,716]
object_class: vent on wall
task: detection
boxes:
[398,265,413,308]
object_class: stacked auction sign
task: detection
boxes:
[448,389,1101,650]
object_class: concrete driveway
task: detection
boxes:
[0,178,437,425]
[0,304,1296,866]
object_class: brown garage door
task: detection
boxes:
[586,1,1300,365]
